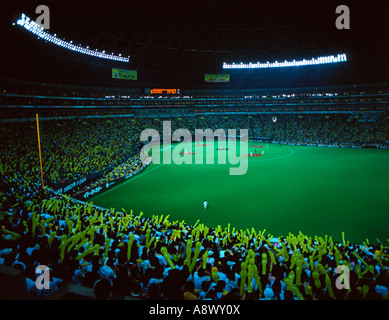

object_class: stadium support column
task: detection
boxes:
[36,114,44,189]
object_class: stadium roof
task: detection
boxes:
[2,0,389,89]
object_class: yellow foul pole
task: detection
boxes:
[36,114,44,189]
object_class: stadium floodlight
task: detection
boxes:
[222,54,347,69]
[14,13,129,63]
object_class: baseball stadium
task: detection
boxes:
[1,0,389,304]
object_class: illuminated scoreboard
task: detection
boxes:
[145,88,180,95]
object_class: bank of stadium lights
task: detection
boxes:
[222,54,347,69]
[14,13,129,62]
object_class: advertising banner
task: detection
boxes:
[112,68,137,80]
[204,74,230,83]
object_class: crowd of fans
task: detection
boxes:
[76,155,144,194]
[1,113,389,300]
[1,190,388,300]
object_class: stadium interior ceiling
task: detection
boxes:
[2,0,389,90]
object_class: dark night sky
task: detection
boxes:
[1,0,388,89]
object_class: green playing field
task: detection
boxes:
[87,142,389,244]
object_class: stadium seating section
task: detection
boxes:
[1,80,388,300]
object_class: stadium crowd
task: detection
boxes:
[1,113,389,300]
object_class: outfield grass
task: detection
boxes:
[88,142,389,244]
